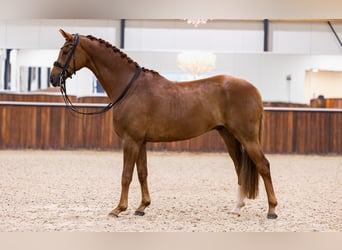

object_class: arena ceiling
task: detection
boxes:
[1,0,342,20]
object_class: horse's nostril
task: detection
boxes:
[49,74,59,87]
[49,75,55,85]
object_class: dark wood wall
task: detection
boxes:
[1,94,342,154]
[263,108,342,154]
[311,98,342,109]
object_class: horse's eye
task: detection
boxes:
[62,50,69,56]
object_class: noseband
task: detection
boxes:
[53,33,142,115]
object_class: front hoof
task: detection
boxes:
[134,210,145,216]
[267,213,278,219]
[108,211,120,218]
[108,212,119,218]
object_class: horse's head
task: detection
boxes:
[50,29,88,87]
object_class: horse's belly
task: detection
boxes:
[145,117,217,142]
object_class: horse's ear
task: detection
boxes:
[59,29,73,41]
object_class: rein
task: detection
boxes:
[60,66,142,115]
[54,33,142,115]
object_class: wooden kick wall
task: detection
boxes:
[1,94,342,154]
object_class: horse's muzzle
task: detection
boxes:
[49,72,62,87]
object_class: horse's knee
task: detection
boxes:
[137,171,148,183]
[121,175,133,186]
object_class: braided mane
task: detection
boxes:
[86,35,159,75]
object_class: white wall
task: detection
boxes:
[125,20,264,52]
[305,70,342,101]
[126,50,342,104]
[0,19,119,95]
[7,19,330,53]
[1,19,342,102]
[271,22,342,54]
[125,20,342,54]
[0,19,119,49]
[123,20,342,104]
[0,50,5,90]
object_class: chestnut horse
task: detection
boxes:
[50,30,278,219]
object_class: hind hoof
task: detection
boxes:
[267,213,278,219]
[134,211,145,216]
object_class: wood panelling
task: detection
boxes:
[262,109,342,154]
[78,96,111,103]
[311,98,342,108]
[325,99,342,108]
[0,92,74,102]
[1,94,342,154]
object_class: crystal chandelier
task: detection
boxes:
[177,51,216,79]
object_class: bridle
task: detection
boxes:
[53,33,142,115]
[54,33,80,82]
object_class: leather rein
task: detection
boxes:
[53,33,142,115]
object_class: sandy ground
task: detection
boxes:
[0,150,341,232]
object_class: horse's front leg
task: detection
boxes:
[109,139,140,217]
[134,143,151,216]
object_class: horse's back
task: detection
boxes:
[186,74,263,110]
[177,74,261,98]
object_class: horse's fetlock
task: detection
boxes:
[117,204,128,212]
[143,200,151,207]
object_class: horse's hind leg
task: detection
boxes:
[242,142,278,219]
[109,139,141,217]
[218,128,245,216]
[134,143,151,216]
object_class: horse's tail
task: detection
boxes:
[240,149,259,199]
[240,113,262,199]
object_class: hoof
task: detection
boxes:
[267,213,278,219]
[108,212,119,218]
[228,211,241,217]
[134,210,145,216]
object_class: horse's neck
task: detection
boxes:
[84,42,137,102]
